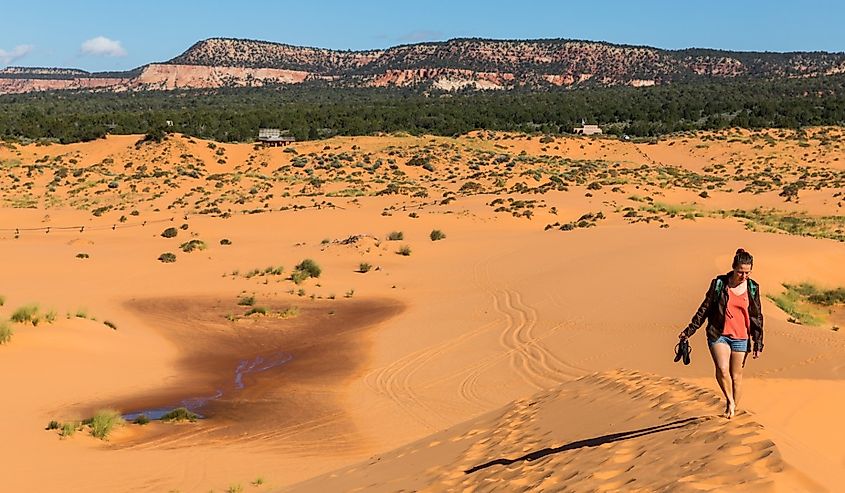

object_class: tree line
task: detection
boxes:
[1,75,844,144]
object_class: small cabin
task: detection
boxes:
[574,124,602,136]
[258,128,296,147]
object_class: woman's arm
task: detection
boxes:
[679,279,716,339]
[751,281,764,356]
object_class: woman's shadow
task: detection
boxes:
[464,416,710,474]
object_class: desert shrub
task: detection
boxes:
[345,289,355,298]
[430,229,446,241]
[227,485,244,493]
[358,262,372,273]
[0,321,12,344]
[387,231,404,241]
[245,306,268,316]
[179,239,207,253]
[75,309,88,319]
[237,295,256,306]
[161,227,178,238]
[280,306,299,318]
[160,407,198,422]
[45,420,60,430]
[294,259,321,278]
[90,409,124,439]
[179,223,189,230]
[396,245,412,256]
[45,310,57,323]
[103,320,117,330]
[219,238,232,245]
[10,304,39,324]
[158,252,177,263]
[60,422,76,438]
[76,253,90,259]
[133,415,150,425]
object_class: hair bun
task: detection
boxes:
[736,248,746,254]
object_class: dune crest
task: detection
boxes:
[287,369,812,492]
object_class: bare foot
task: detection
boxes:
[724,401,736,419]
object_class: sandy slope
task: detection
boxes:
[288,370,812,493]
[0,130,843,492]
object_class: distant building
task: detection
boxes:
[258,128,296,147]
[574,124,602,135]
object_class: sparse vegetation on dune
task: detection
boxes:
[89,409,124,440]
[0,321,13,345]
[768,282,845,328]
[10,304,40,324]
[179,239,207,252]
[160,407,198,422]
[158,252,177,263]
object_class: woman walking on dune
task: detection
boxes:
[679,249,764,418]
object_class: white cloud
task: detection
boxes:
[0,44,34,65]
[80,36,127,57]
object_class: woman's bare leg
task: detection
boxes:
[728,350,746,418]
[709,342,733,417]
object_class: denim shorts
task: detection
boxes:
[709,335,748,352]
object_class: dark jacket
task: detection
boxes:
[682,272,764,353]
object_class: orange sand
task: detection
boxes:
[0,129,843,492]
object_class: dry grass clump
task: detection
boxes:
[0,320,13,345]
[89,409,125,440]
[179,239,207,252]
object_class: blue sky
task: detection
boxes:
[1,0,843,72]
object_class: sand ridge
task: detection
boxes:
[287,369,808,493]
[1,129,844,492]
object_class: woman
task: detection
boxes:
[678,249,764,418]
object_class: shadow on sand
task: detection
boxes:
[464,416,710,474]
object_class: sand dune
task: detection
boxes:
[288,369,813,493]
[0,129,843,492]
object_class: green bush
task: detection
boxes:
[90,410,124,440]
[46,420,60,430]
[245,306,268,316]
[430,229,446,241]
[0,321,12,345]
[179,239,207,253]
[161,227,178,238]
[358,262,372,273]
[10,304,39,324]
[60,422,76,438]
[133,415,150,425]
[237,295,256,306]
[387,231,404,241]
[158,252,177,263]
[160,407,198,422]
[396,245,412,256]
[294,259,321,278]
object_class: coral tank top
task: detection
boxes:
[723,282,750,339]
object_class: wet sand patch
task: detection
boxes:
[80,296,403,450]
